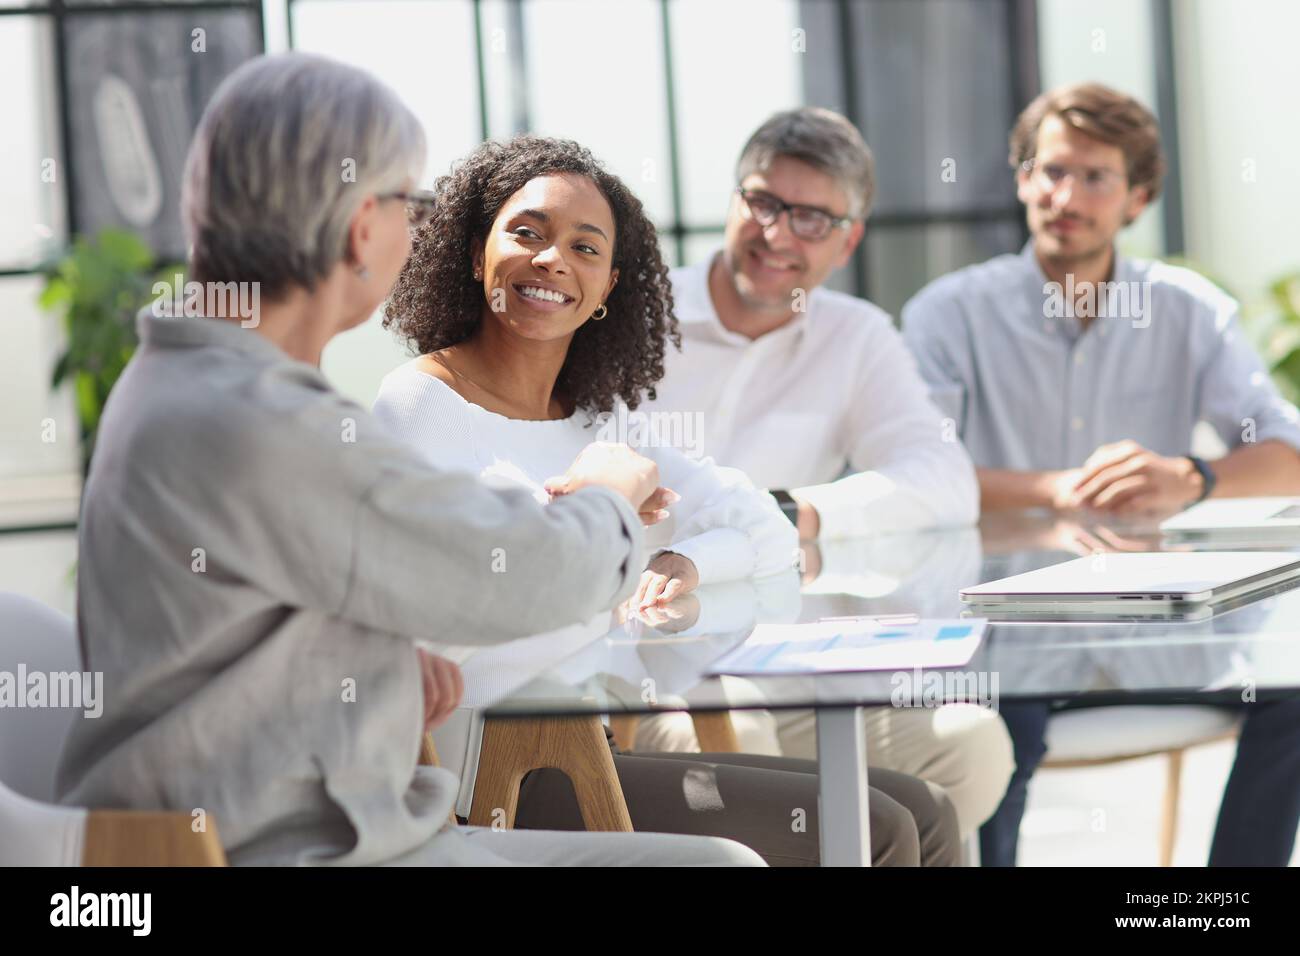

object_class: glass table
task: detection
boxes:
[434,512,1300,866]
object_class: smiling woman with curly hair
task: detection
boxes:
[383,135,679,415]
[376,134,795,607]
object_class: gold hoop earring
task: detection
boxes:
[591,304,607,321]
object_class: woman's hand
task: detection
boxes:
[634,551,700,609]
[635,485,680,526]
[418,649,464,733]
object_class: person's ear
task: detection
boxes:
[1015,166,1036,206]
[603,267,619,303]
[1122,185,1151,227]
[834,221,866,269]
[346,194,380,269]
[469,236,485,280]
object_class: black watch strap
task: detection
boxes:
[771,489,800,526]
[1186,456,1216,503]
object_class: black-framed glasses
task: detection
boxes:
[735,187,854,241]
[379,189,438,228]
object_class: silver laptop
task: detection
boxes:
[960,551,1300,619]
[1160,497,1300,544]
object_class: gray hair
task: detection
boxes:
[182,52,426,297]
[735,107,875,219]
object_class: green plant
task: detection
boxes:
[39,229,180,470]
[1163,256,1300,406]
[1251,273,1300,406]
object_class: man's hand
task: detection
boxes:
[634,551,700,609]
[1045,518,1160,556]
[543,442,663,521]
[1068,440,1204,515]
[418,649,464,734]
[1044,468,1085,510]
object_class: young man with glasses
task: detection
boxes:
[634,108,1012,843]
[903,82,1300,865]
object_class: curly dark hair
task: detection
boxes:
[384,136,680,414]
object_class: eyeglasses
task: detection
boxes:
[379,189,438,228]
[735,187,854,241]
[1020,159,1127,198]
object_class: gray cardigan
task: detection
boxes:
[56,310,644,865]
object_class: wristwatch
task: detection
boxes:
[771,489,801,526]
[1186,455,1217,503]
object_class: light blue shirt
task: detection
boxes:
[901,242,1300,470]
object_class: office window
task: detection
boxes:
[797,0,1037,309]
[0,14,63,269]
[522,0,673,223]
[0,0,262,528]
[290,0,482,185]
[667,0,803,259]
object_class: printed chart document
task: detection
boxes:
[706,618,988,676]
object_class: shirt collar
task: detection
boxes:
[680,251,814,347]
[1019,239,1133,333]
[136,304,295,364]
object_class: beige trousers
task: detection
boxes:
[635,691,1013,839]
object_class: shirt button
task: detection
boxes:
[1074,352,1085,366]
[1071,416,1084,431]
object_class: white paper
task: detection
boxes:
[705,618,988,676]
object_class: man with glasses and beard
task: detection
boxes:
[634,108,1012,848]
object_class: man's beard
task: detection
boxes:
[728,248,802,314]
[1037,222,1111,270]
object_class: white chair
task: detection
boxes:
[0,592,226,866]
[1041,705,1241,866]
[0,592,82,801]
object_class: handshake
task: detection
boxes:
[419,442,686,736]
[542,441,679,528]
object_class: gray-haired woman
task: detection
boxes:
[54,52,761,867]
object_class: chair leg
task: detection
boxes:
[83,811,228,866]
[691,711,741,752]
[608,714,641,751]
[419,732,440,766]
[468,715,633,832]
[1159,749,1184,867]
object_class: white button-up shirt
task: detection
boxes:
[639,256,979,539]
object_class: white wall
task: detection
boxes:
[1173,0,1300,305]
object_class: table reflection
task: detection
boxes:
[447,512,1300,719]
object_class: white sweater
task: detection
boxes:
[373,360,797,584]
[372,360,798,815]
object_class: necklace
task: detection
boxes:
[429,351,497,397]
[430,351,569,420]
